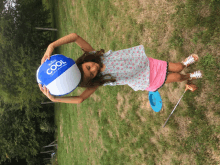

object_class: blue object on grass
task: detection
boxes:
[148,91,162,112]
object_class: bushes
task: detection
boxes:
[0,0,56,164]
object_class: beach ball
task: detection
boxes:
[36,54,81,96]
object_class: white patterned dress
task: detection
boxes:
[101,45,150,91]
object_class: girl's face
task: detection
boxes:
[82,62,100,80]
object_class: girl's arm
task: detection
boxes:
[53,86,99,104]
[50,33,95,51]
[41,33,95,64]
[39,84,99,104]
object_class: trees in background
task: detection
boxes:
[0,0,56,164]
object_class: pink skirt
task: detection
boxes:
[145,57,168,92]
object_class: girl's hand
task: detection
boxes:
[41,44,54,65]
[38,84,55,101]
[41,54,50,65]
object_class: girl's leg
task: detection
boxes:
[165,73,190,84]
[168,54,199,72]
[168,62,185,73]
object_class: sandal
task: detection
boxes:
[189,70,202,80]
[182,54,199,67]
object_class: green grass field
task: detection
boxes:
[42,0,220,164]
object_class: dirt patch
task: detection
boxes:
[115,126,120,140]
[207,148,220,164]
[200,5,211,18]
[85,108,108,154]
[174,116,191,138]
[163,83,192,139]
[182,27,208,55]
[60,117,63,138]
[136,111,147,122]
[177,153,196,164]
[158,88,170,113]
[60,124,63,138]
[194,82,209,107]
[205,110,220,126]
[135,91,159,123]
[157,21,175,54]
[166,82,187,107]
[150,126,171,149]
[71,0,75,6]
[136,0,176,23]
[90,93,101,102]
[195,80,220,111]
[116,92,132,119]
[137,92,151,111]
[116,92,124,111]
[88,118,99,141]
[137,0,177,50]
[122,92,132,118]
[169,49,178,62]
[181,25,220,73]
[113,0,177,51]
[98,109,102,118]
[155,126,171,138]
[76,88,83,95]
[108,16,123,39]
[78,122,83,130]
[158,150,176,165]
[107,130,113,138]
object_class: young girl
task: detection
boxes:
[39,33,202,104]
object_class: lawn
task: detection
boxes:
[43,0,220,164]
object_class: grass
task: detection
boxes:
[43,0,220,164]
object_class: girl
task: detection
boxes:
[39,33,202,104]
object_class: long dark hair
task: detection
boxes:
[76,49,116,88]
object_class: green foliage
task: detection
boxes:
[0,0,56,164]
[0,102,56,164]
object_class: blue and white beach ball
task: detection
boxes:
[36,54,81,96]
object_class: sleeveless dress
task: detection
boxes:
[101,45,150,91]
[91,45,167,91]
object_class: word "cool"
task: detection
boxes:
[47,60,67,75]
